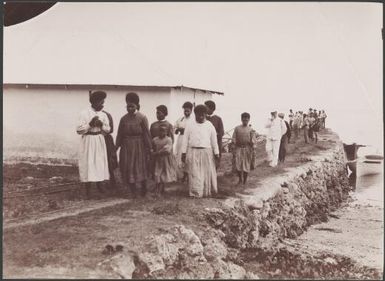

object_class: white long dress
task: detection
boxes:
[174,115,192,178]
[76,107,110,182]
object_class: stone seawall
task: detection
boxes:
[96,138,378,279]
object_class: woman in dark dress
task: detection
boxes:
[116,93,152,197]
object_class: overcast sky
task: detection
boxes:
[4,2,383,150]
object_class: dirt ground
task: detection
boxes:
[3,129,339,278]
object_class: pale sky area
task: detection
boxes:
[3,2,383,151]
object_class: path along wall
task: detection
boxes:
[98,139,354,279]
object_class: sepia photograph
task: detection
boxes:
[2,1,383,279]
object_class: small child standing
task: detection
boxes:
[232,112,253,185]
[152,126,177,195]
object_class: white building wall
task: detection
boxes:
[3,86,172,161]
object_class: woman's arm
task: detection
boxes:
[76,111,91,135]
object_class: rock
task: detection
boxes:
[24,176,34,182]
[245,271,260,279]
[203,237,228,261]
[145,234,179,266]
[211,259,246,279]
[324,257,338,265]
[177,262,215,279]
[49,176,64,182]
[98,252,136,279]
[138,252,165,274]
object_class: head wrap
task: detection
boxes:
[89,90,106,104]
[156,105,168,116]
[241,112,250,119]
[126,92,140,107]
[204,100,216,111]
[182,101,193,110]
[278,113,285,118]
[194,104,207,115]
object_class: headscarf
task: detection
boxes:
[89,90,106,104]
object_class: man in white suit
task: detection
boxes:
[265,111,287,167]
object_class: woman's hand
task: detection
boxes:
[94,119,103,128]
[181,153,186,163]
[214,154,220,168]
[89,116,99,127]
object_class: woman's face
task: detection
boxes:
[195,112,206,123]
[126,103,137,114]
[184,108,192,118]
[92,100,104,112]
[156,110,166,121]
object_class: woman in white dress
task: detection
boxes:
[76,91,110,198]
[181,104,220,198]
[174,101,193,182]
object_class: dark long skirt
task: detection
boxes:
[279,135,288,162]
[119,136,148,184]
[104,134,118,173]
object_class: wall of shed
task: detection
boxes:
[3,86,214,162]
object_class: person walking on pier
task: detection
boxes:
[302,113,310,144]
[76,91,110,198]
[181,104,219,198]
[265,111,286,167]
[232,112,253,185]
[116,92,152,198]
[278,113,291,163]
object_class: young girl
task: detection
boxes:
[150,105,174,179]
[181,104,219,198]
[232,112,253,185]
[152,126,177,195]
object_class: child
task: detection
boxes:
[232,112,253,185]
[150,105,174,179]
[181,104,219,198]
[150,105,174,142]
[152,126,177,196]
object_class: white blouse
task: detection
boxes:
[181,120,219,155]
[76,107,110,135]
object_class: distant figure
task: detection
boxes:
[310,114,320,143]
[278,113,291,163]
[265,111,286,167]
[308,112,315,141]
[302,113,310,144]
[205,100,224,161]
[292,112,301,140]
[102,107,118,189]
[321,110,327,128]
[232,112,253,185]
[288,109,294,129]
[181,105,219,198]
[151,125,177,196]
[116,92,152,198]
[76,91,110,198]
[174,101,193,183]
[150,105,174,179]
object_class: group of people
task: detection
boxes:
[76,91,225,199]
[76,91,327,199]
[265,108,327,168]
